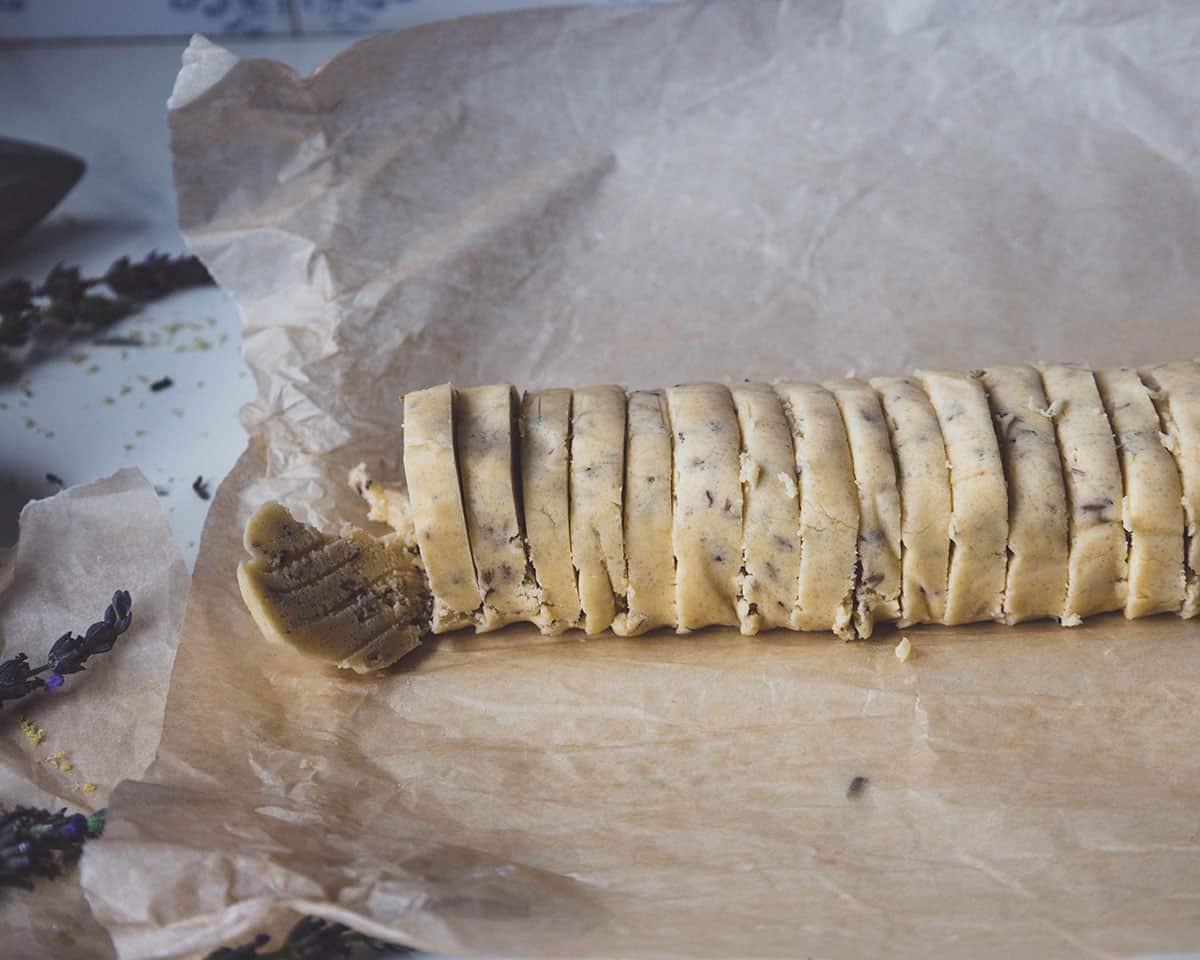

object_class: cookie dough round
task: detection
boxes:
[1038,363,1128,623]
[520,388,581,634]
[571,385,628,635]
[455,384,542,631]
[916,370,1007,625]
[613,389,676,636]
[402,383,481,633]
[826,378,902,637]
[731,382,801,634]
[1140,360,1200,619]
[774,380,858,638]
[869,376,951,627]
[978,366,1068,624]
[667,383,743,632]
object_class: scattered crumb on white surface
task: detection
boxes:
[895,636,913,661]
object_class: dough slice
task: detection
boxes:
[613,389,676,636]
[1096,367,1186,618]
[402,383,481,633]
[1137,359,1200,617]
[730,382,801,634]
[826,378,902,637]
[520,388,581,634]
[237,502,430,673]
[1038,363,1128,622]
[978,366,1069,624]
[455,384,541,631]
[869,376,951,626]
[916,370,1008,625]
[774,381,857,638]
[666,383,743,632]
[571,385,628,634]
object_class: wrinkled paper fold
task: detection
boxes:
[84,3,1200,956]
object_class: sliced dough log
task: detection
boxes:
[1137,359,1200,617]
[237,502,430,673]
[730,382,801,634]
[870,376,951,626]
[403,384,481,633]
[455,384,541,631]
[666,383,743,632]
[613,389,676,636]
[1038,363,1127,622]
[520,388,581,634]
[917,370,1007,625]
[775,381,857,638]
[1096,367,1186,618]
[826,378,902,637]
[571,385,628,635]
[978,366,1068,624]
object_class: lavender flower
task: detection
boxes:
[0,806,105,890]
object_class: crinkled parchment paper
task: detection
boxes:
[1,469,188,960]
[84,3,1200,957]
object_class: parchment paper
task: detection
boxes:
[84,3,1200,957]
[0,469,189,960]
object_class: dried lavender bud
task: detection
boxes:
[0,806,105,890]
[149,376,174,392]
[0,591,133,708]
[193,476,211,500]
[105,252,213,302]
[204,916,413,959]
[0,277,33,314]
[45,472,64,486]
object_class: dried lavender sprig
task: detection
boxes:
[206,915,413,959]
[0,252,213,350]
[0,806,106,890]
[0,591,132,708]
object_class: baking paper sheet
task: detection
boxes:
[1,469,189,959]
[84,2,1200,956]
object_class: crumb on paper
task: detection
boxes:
[1030,397,1064,418]
[71,782,98,794]
[20,718,46,746]
[895,636,913,661]
[46,750,73,772]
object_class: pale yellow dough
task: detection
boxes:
[870,376,951,626]
[237,502,429,673]
[455,384,541,631]
[774,381,857,638]
[1137,359,1200,617]
[1096,367,1186,618]
[826,378,902,637]
[978,366,1068,624]
[917,370,1007,625]
[1038,363,1127,622]
[666,383,742,631]
[730,382,801,634]
[571,385,628,634]
[613,389,675,636]
[402,383,481,632]
[520,388,581,633]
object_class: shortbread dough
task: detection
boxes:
[1038,363,1128,622]
[774,380,857,638]
[730,382,801,634]
[917,370,1007,625]
[666,383,743,632]
[520,388,581,633]
[402,383,481,632]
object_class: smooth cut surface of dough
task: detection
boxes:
[826,378,902,637]
[571,385,628,634]
[238,502,430,673]
[520,388,581,633]
[613,389,676,636]
[1097,367,1186,618]
[455,384,541,631]
[731,382,801,634]
[917,370,1008,625]
[1138,360,1200,617]
[774,381,857,638]
[667,383,743,631]
[979,366,1069,624]
[870,376,951,626]
[402,383,481,633]
[1039,363,1128,622]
